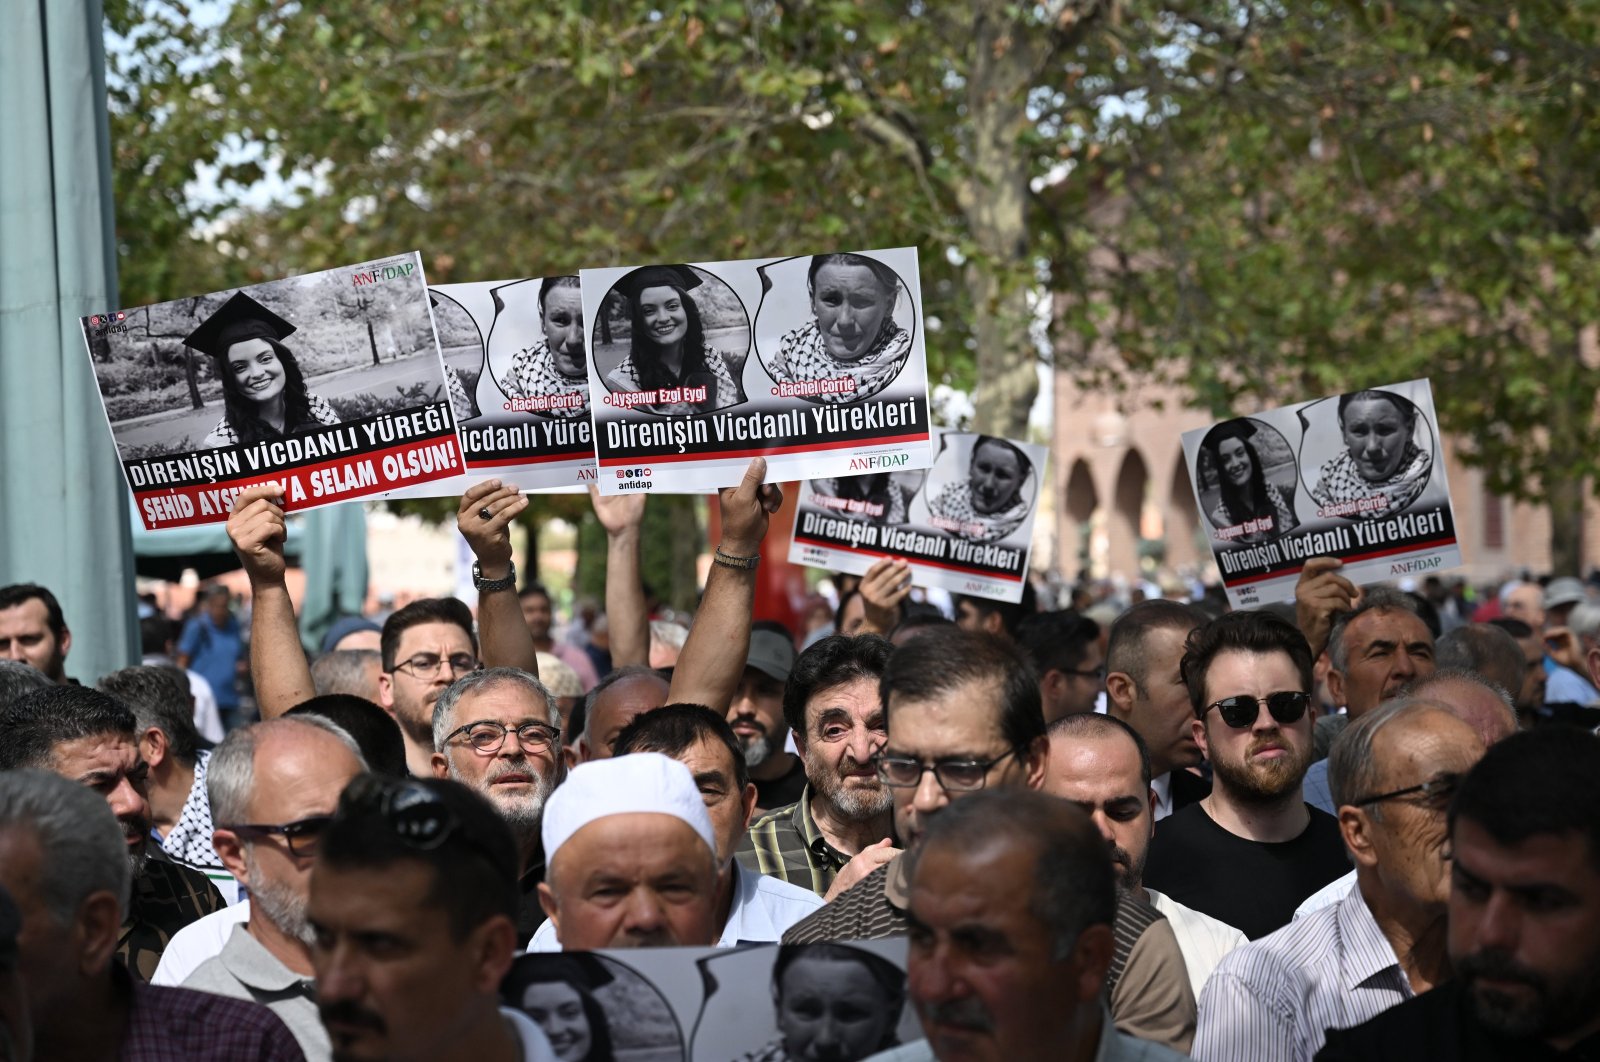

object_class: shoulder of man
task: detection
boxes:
[129,976,307,1060]
[780,861,897,945]
[1313,980,1466,1062]
[1108,913,1197,1056]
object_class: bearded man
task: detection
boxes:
[1143,611,1349,939]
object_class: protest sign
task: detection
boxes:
[788,430,1047,603]
[504,939,920,1062]
[1182,378,1461,608]
[583,248,935,495]
[81,252,464,530]
[426,277,598,491]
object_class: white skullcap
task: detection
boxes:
[542,752,716,863]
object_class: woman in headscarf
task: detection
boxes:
[1199,418,1300,542]
[497,276,590,420]
[1312,389,1433,519]
[926,436,1034,544]
[603,265,744,415]
[505,955,617,1062]
[187,291,341,448]
[766,253,912,405]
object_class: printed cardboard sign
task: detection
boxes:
[583,248,934,495]
[788,430,1047,603]
[1181,379,1461,607]
[81,252,463,529]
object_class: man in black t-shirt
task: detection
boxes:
[1143,611,1349,939]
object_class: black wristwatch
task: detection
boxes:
[472,561,517,593]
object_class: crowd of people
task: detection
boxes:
[0,456,1597,1062]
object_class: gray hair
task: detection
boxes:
[0,769,131,924]
[0,659,51,710]
[1327,586,1426,673]
[208,716,366,825]
[431,667,557,753]
[1328,698,1447,812]
[311,649,382,697]
[96,665,201,768]
[1404,667,1514,710]
[1435,624,1526,698]
[649,619,687,653]
[1569,602,1600,644]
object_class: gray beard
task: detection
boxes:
[804,751,893,823]
[244,846,314,945]
[460,753,555,849]
[740,733,774,770]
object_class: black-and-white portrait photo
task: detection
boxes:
[432,289,484,423]
[692,943,914,1062]
[504,953,685,1062]
[1304,388,1436,521]
[809,470,925,527]
[590,264,750,416]
[920,434,1038,544]
[488,276,591,421]
[753,253,915,405]
[1196,417,1302,543]
[85,253,448,461]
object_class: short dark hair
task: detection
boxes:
[1327,586,1429,673]
[1486,616,1535,640]
[1450,729,1600,873]
[138,614,176,657]
[0,685,136,770]
[1436,624,1527,700]
[1181,610,1315,717]
[0,660,51,711]
[0,584,66,640]
[1047,713,1152,787]
[1016,611,1100,676]
[321,775,519,939]
[612,703,749,790]
[380,598,477,672]
[1106,599,1206,690]
[783,635,893,735]
[909,789,1115,961]
[96,666,200,768]
[287,695,409,778]
[952,581,1037,638]
[883,627,1044,753]
[517,583,551,605]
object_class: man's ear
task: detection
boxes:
[1191,717,1209,762]
[981,612,1004,636]
[1338,805,1380,869]
[790,726,809,756]
[377,672,396,711]
[1587,644,1600,692]
[138,726,169,771]
[468,915,517,994]
[213,828,250,884]
[1105,672,1136,718]
[1326,665,1347,709]
[76,889,123,977]
[1022,734,1049,790]
[739,783,759,830]
[537,882,561,936]
[562,744,579,770]
[429,752,451,780]
[58,625,73,663]
[1069,923,1115,1003]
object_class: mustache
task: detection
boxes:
[924,998,993,1033]
[319,999,387,1035]
[485,756,543,784]
[1459,950,1547,993]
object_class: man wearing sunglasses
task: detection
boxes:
[175,716,368,1058]
[430,667,567,939]
[1193,701,1484,1061]
[1144,611,1349,940]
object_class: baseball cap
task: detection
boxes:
[1544,577,1587,611]
[745,629,797,684]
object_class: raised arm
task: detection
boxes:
[458,480,537,675]
[668,458,783,711]
[589,487,649,668]
[226,485,313,718]
[1294,556,1360,659]
[856,557,913,636]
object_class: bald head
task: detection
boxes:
[1402,670,1517,748]
[579,669,669,761]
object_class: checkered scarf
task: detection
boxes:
[927,480,1030,543]
[497,340,589,419]
[1312,443,1432,518]
[768,321,912,405]
[605,341,743,412]
[1211,481,1300,538]
[204,393,339,447]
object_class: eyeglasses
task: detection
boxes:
[221,815,331,858]
[444,719,561,754]
[1060,665,1106,681]
[1352,773,1460,812]
[874,748,1019,792]
[1204,690,1311,729]
[338,775,514,876]
[391,652,480,678]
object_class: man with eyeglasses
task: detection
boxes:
[1192,700,1485,1061]
[310,775,558,1062]
[430,667,565,939]
[176,716,368,1059]
[1016,610,1104,723]
[1143,611,1348,940]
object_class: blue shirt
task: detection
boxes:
[178,614,243,709]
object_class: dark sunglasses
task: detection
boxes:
[221,815,331,858]
[339,776,514,875]
[1352,773,1460,812]
[1204,690,1311,729]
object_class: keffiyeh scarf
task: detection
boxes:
[1312,443,1432,519]
[769,321,912,405]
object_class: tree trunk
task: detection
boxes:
[1547,471,1587,576]
[185,352,203,409]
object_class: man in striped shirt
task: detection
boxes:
[1192,699,1485,1060]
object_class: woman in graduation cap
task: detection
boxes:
[765,253,912,405]
[604,265,744,415]
[189,291,342,449]
[1201,417,1300,541]
[504,954,618,1062]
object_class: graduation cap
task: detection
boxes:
[614,265,702,303]
[1202,418,1260,452]
[183,291,296,359]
